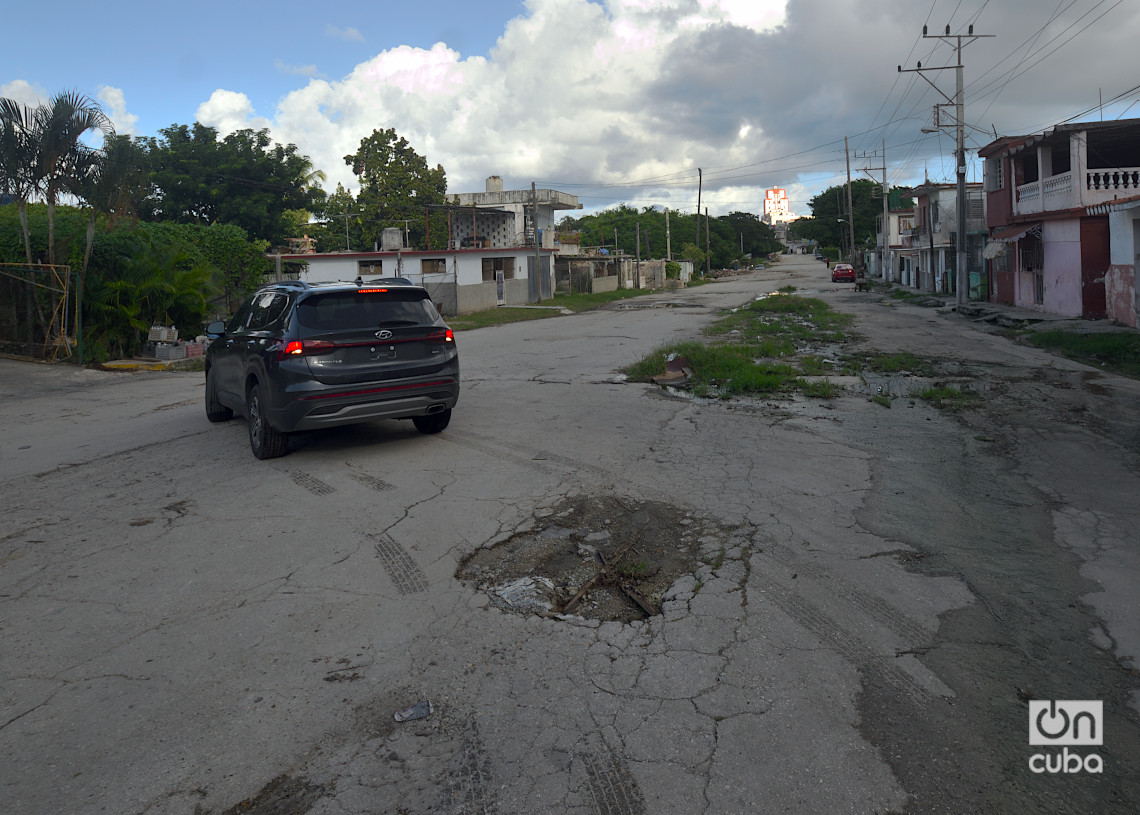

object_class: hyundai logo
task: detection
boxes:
[375,330,393,340]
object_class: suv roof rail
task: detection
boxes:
[269,279,311,290]
[366,276,415,285]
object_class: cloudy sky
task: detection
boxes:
[5,0,1139,219]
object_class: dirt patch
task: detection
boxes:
[457,495,730,623]
[216,774,325,815]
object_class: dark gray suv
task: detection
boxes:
[204,279,459,459]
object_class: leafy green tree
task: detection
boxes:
[788,180,906,262]
[559,204,778,269]
[0,205,267,360]
[187,222,271,312]
[679,241,707,269]
[312,182,365,251]
[72,134,152,289]
[722,211,782,258]
[345,129,447,250]
[146,124,324,246]
[83,229,216,358]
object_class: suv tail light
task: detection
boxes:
[424,329,454,344]
[276,339,337,360]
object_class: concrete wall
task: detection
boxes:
[298,256,360,282]
[592,275,619,293]
[636,260,666,289]
[455,279,531,315]
[1105,211,1139,327]
[1106,264,1138,327]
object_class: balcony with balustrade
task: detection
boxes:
[1017,167,1140,215]
[1011,121,1140,216]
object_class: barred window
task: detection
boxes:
[1019,233,1044,272]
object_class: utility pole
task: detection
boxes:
[696,169,703,252]
[900,24,993,308]
[532,182,542,300]
[665,207,672,261]
[855,142,889,280]
[844,136,856,267]
[635,221,641,290]
[697,207,706,276]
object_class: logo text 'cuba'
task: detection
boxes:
[1028,700,1103,774]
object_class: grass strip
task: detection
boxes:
[1026,329,1140,379]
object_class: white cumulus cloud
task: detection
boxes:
[96,86,138,136]
[197,90,273,135]
[209,0,789,207]
[0,80,48,108]
[191,0,1140,216]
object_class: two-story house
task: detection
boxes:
[873,191,914,284]
[277,176,582,315]
[980,119,1140,325]
[900,182,986,296]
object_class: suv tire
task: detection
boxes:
[247,383,288,459]
[205,367,233,423]
[412,408,451,434]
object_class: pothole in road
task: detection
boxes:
[456,495,732,623]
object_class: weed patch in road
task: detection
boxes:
[627,294,854,398]
[914,384,982,410]
[854,351,937,376]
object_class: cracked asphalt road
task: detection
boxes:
[2,254,1138,814]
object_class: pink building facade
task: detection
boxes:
[980,120,1140,324]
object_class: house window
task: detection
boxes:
[1018,233,1043,272]
[421,258,446,276]
[357,260,381,277]
[968,192,984,219]
[481,257,515,282]
[985,158,1005,191]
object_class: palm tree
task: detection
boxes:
[0,97,42,265]
[33,90,114,265]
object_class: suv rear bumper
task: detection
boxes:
[270,377,460,431]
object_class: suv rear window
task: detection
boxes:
[296,290,439,331]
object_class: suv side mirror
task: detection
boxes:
[205,320,227,338]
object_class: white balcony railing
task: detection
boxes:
[1087,168,1140,193]
[1043,172,1072,199]
[1016,180,1042,214]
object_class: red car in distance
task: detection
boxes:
[831,263,856,283]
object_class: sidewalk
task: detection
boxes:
[867,280,1137,334]
[954,300,1136,333]
[99,357,203,372]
